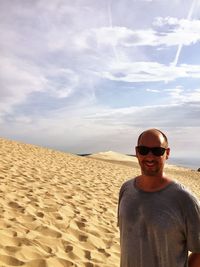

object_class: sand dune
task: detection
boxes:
[0,138,199,267]
[87,151,138,168]
[88,151,137,162]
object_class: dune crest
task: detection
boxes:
[87,151,138,168]
[88,151,136,161]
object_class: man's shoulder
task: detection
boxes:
[170,181,199,205]
[120,177,135,191]
[119,177,136,200]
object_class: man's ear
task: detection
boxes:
[166,148,170,160]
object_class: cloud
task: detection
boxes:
[0,56,82,118]
[45,68,80,99]
[97,61,200,83]
[2,101,199,154]
[153,17,200,46]
[76,17,200,51]
[76,27,157,48]
[0,56,47,115]
[83,101,200,129]
[146,89,160,93]
[2,1,199,118]
[165,87,200,103]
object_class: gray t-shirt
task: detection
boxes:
[118,178,200,267]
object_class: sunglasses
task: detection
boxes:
[136,146,167,156]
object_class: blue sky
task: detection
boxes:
[0,0,200,160]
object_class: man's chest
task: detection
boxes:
[119,192,184,236]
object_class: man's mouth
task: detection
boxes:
[144,161,156,167]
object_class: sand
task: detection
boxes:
[0,138,199,267]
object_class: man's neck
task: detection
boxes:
[136,175,172,192]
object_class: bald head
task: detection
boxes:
[137,129,168,148]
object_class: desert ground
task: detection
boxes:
[0,138,199,267]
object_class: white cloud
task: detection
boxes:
[97,61,200,82]
[165,87,184,99]
[0,92,199,157]
[2,1,200,118]
[75,18,200,51]
[153,17,200,46]
[76,27,157,48]
[146,89,160,93]
[0,57,81,117]
[0,56,47,115]
[45,68,80,99]
[154,17,178,27]
[166,88,200,103]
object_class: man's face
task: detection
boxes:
[135,131,170,177]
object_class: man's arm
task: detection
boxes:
[188,252,200,267]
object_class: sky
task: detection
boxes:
[0,0,200,162]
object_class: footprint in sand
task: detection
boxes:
[48,257,76,267]
[36,225,62,238]
[84,262,94,267]
[52,212,63,220]
[8,201,25,213]
[98,248,111,257]
[17,214,36,223]
[65,245,73,253]
[4,246,21,253]
[23,258,47,267]
[36,211,44,218]
[0,255,24,266]
[79,234,88,242]
[75,220,86,230]
[84,250,91,260]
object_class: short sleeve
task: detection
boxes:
[117,185,124,227]
[185,195,200,252]
[117,180,129,227]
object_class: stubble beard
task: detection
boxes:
[141,160,161,176]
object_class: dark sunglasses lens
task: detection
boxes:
[137,146,166,156]
[151,147,166,156]
[137,146,150,155]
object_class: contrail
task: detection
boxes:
[172,0,197,66]
[107,0,120,62]
[108,0,113,27]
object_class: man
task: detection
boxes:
[118,128,200,267]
